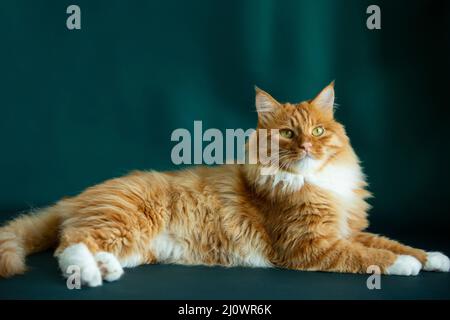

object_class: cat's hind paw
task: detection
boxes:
[80,264,103,287]
[386,255,421,276]
[424,252,450,272]
[58,243,103,287]
[95,252,124,282]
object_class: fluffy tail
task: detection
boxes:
[0,207,61,277]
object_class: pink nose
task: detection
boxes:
[301,142,312,152]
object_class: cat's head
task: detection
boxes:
[254,82,350,174]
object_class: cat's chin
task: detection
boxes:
[293,156,322,174]
[298,153,311,160]
[297,153,317,163]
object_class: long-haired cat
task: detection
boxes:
[0,83,448,287]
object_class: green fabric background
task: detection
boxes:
[0,0,449,231]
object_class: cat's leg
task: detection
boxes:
[94,252,124,282]
[54,230,126,287]
[353,232,449,272]
[51,173,168,286]
[56,242,103,287]
[283,238,422,276]
[353,232,427,264]
[56,243,125,286]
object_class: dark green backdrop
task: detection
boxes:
[0,0,449,232]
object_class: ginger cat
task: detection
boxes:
[0,83,448,287]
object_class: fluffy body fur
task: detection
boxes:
[0,83,448,286]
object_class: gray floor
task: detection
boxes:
[1,246,450,299]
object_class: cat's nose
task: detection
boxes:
[301,142,312,152]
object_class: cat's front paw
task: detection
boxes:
[424,252,450,272]
[95,252,124,282]
[386,255,422,276]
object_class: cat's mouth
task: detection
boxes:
[298,150,315,160]
[286,150,325,174]
[277,154,314,175]
[276,150,321,174]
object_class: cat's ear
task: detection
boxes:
[311,81,335,116]
[255,86,281,124]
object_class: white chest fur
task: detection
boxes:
[265,158,362,197]
[261,159,363,238]
[304,163,362,201]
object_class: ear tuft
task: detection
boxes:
[311,81,335,115]
[254,86,281,125]
[255,87,280,113]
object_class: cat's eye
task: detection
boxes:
[279,129,294,139]
[312,126,325,137]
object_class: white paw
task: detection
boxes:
[386,255,422,276]
[57,243,103,287]
[95,252,124,282]
[80,264,103,287]
[424,252,450,272]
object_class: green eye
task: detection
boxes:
[312,126,325,137]
[280,129,294,139]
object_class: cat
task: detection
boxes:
[0,82,448,287]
